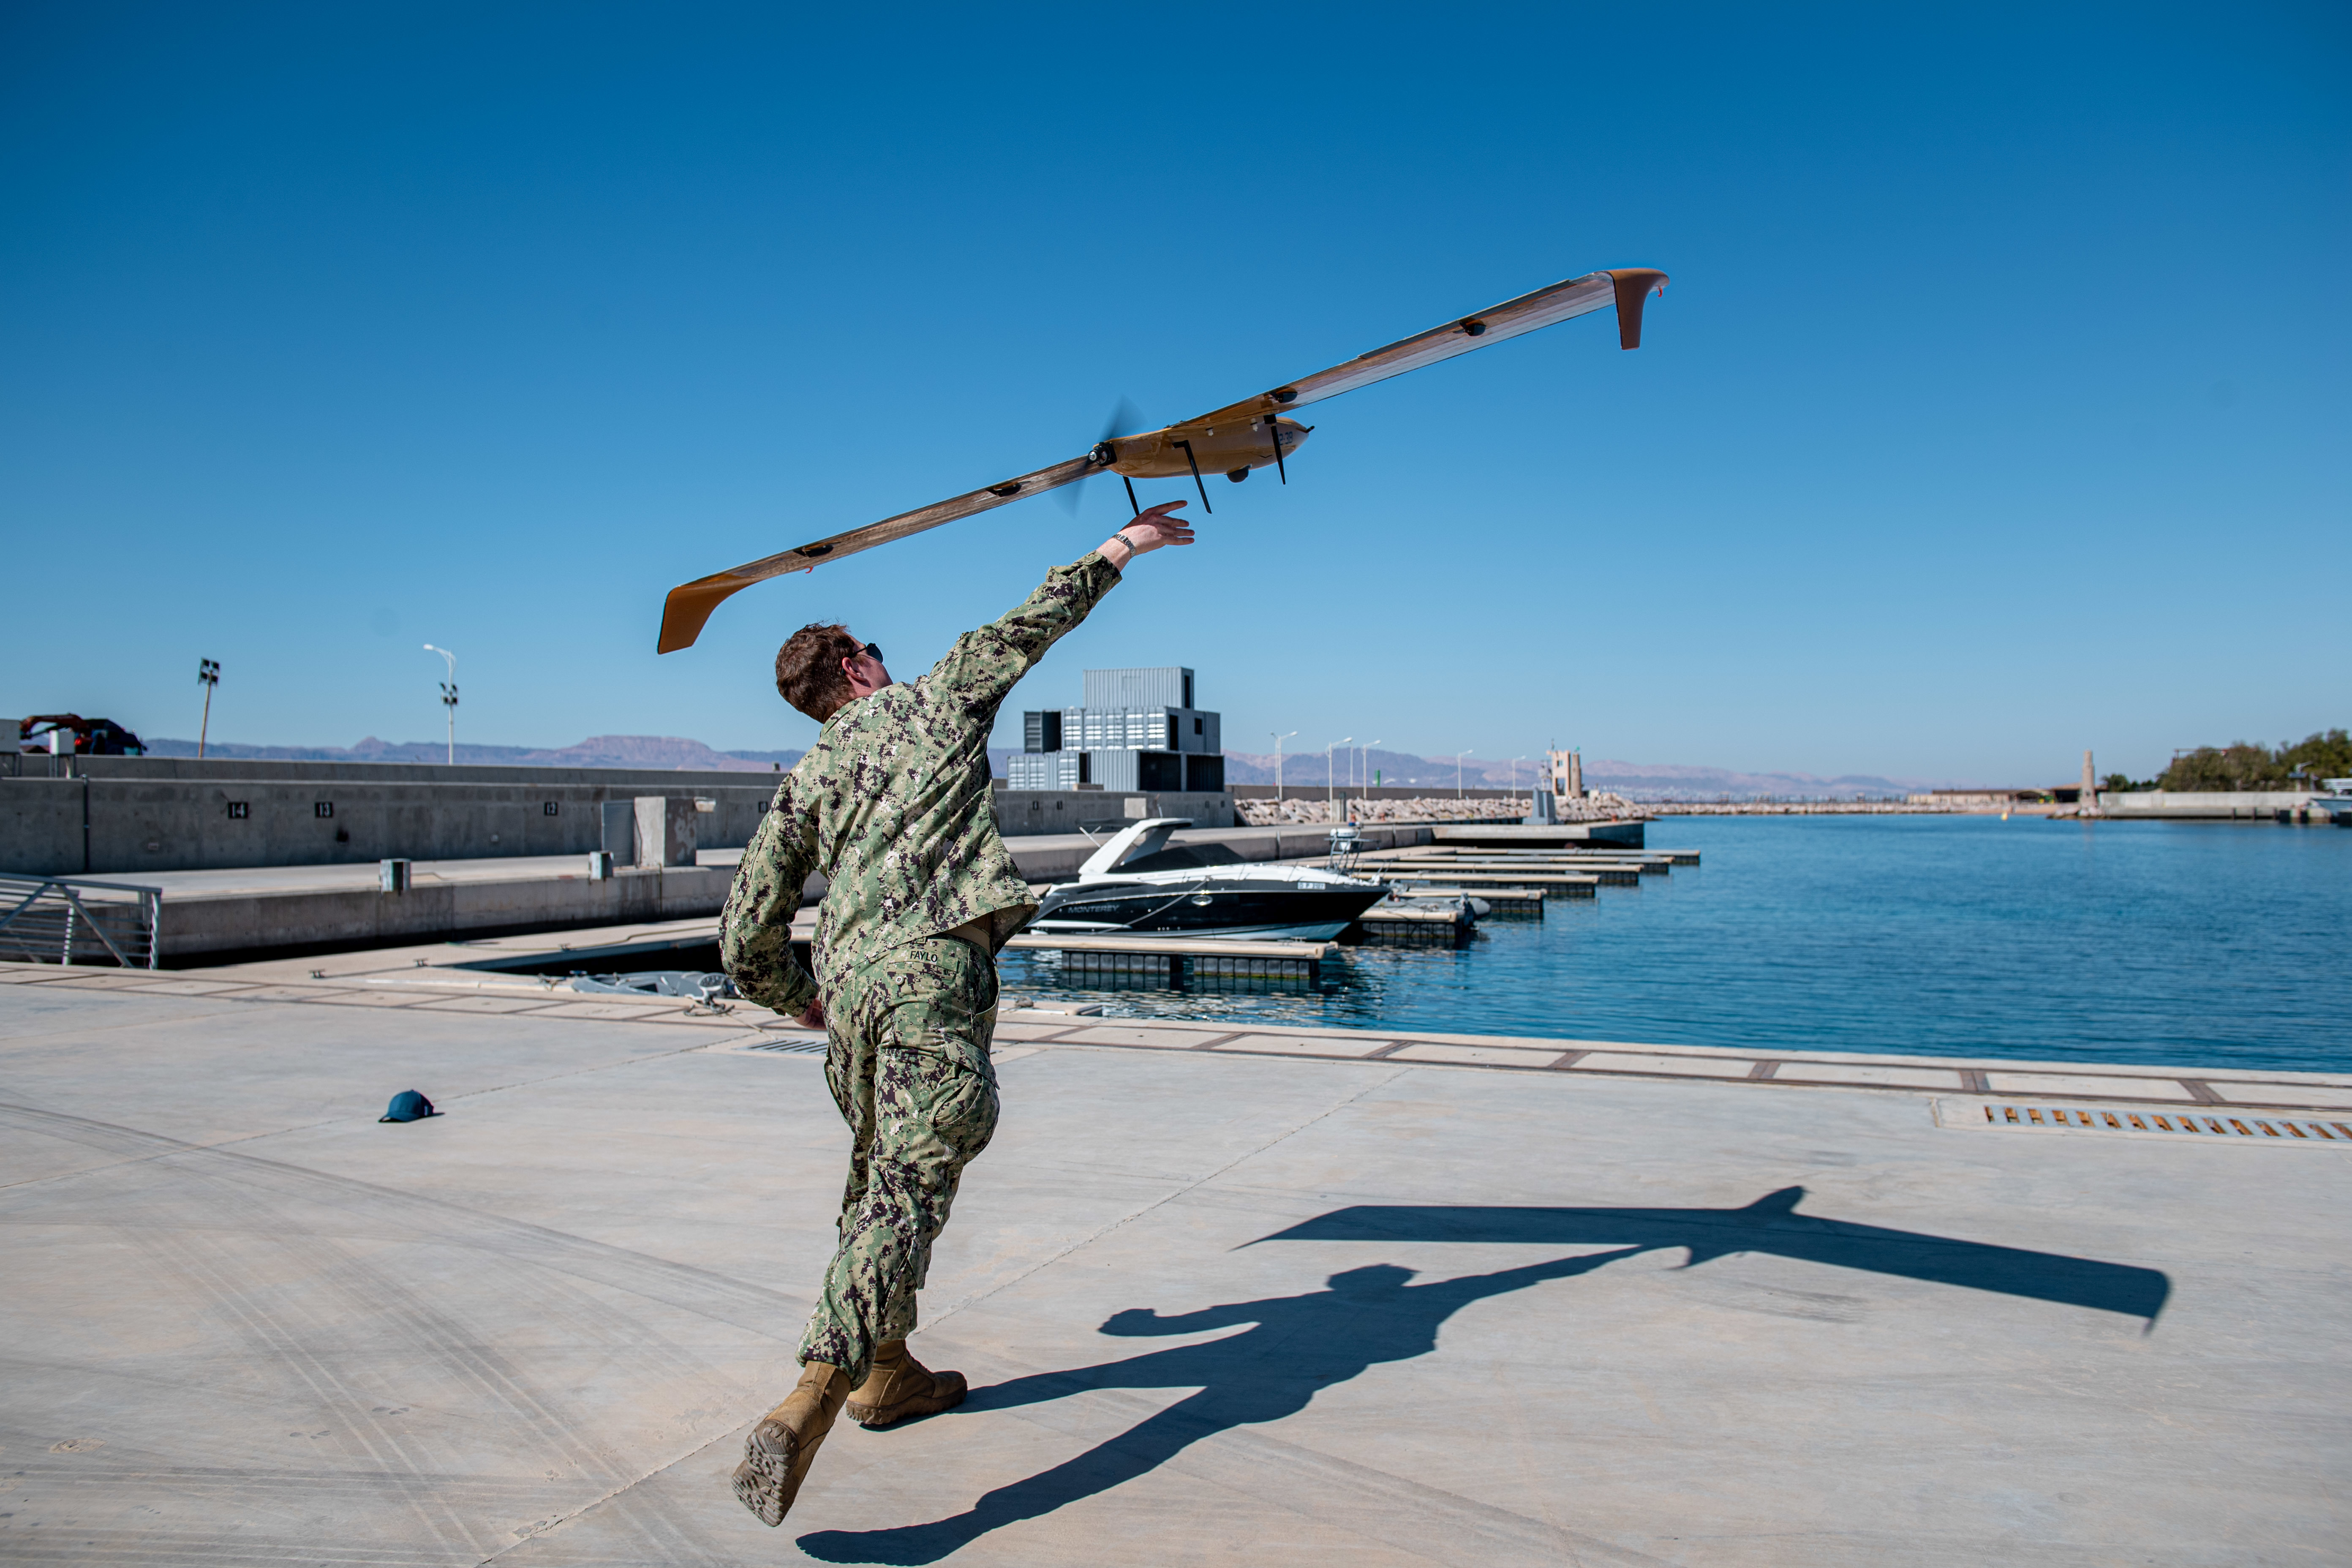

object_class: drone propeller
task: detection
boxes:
[1056,397,1146,517]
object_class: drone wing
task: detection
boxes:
[1187,267,1666,430]
[656,452,1096,653]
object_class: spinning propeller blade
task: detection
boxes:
[1056,397,1146,516]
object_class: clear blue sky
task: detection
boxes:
[4,3,2344,784]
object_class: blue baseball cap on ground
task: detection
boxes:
[379,1090,439,1123]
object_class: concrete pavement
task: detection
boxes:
[1,963,2345,1564]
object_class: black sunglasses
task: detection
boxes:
[855,642,882,662]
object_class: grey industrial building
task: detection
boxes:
[1008,665,1225,794]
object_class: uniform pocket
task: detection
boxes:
[918,1055,999,1163]
[877,1009,999,1163]
[869,936,1001,1160]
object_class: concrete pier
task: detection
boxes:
[50,823,1441,962]
[2,963,2344,1564]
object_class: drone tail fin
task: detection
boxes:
[1608,268,1669,350]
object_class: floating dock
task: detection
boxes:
[1400,845,1701,866]
[1388,886,1546,915]
[1380,860,1641,886]
[1354,901,1475,945]
[1372,868,1601,896]
[1430,820,1648,848]
[1004,931,1337,983]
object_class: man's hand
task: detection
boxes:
[795,995,825,1030]
[1099,501,1195,570]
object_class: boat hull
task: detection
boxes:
[1030,877,1386,940]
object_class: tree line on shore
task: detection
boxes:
[2109,728,2352,793]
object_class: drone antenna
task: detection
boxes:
[1266,417,1287,484]
[1172,439,1212,514]
[1122,474,1140,516]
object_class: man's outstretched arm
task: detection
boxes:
[923,501,1197,714]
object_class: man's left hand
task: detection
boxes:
[1100,501,1195,569]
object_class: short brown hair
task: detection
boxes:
[775,622,860,721]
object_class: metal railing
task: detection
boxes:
[0,874,162,969]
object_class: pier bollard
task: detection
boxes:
[585,850,613,881]
[378,859,411,894]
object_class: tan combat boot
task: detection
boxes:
[731,1361,851,1527]
[846,1339,968,1429]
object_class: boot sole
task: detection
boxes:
[849,1372,967,1430]
[732,1419,821,1527]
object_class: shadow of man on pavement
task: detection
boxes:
[797,1248,1639,1565]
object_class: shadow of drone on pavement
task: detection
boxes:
[797,1186,2166,1564]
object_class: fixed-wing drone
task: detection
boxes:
[656,265,1668,653]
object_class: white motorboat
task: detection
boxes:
[1028,818,1391,941]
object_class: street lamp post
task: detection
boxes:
[1271,731,1297,794]
[423,645,459,765]
[1326,737,1351,823]
[1457,749,1473,799]
[196,659,220,759]
[1357,739,1380,822]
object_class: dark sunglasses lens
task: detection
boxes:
[862,643,882,662]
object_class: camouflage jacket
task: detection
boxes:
[721,552,1123,1016]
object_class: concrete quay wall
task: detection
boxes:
[1,760,1238,876]
[157,864,746,959]
[0,775,781,877]
[989,788,1235,836]
[0,754,791,788]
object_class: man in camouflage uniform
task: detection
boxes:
[720,499,1195,1527]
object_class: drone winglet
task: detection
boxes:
[658,573,756,655]
[1608,268,1668,350]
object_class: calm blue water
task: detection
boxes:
[999,816,2352,1073]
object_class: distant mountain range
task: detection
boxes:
[144,734,1959,798]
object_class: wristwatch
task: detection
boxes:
[1113,528,1143,554]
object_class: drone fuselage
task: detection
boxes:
[1105,416,1312,481]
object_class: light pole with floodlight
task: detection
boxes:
[423,645,459,765]
[1325,737,1350,822]
[1457,749,1473,799]
[196,659,220,759]
[1271,731,1297,794]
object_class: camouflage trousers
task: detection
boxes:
[798,935,1000,1388]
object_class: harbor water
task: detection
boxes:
[998,814,2352,1075]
